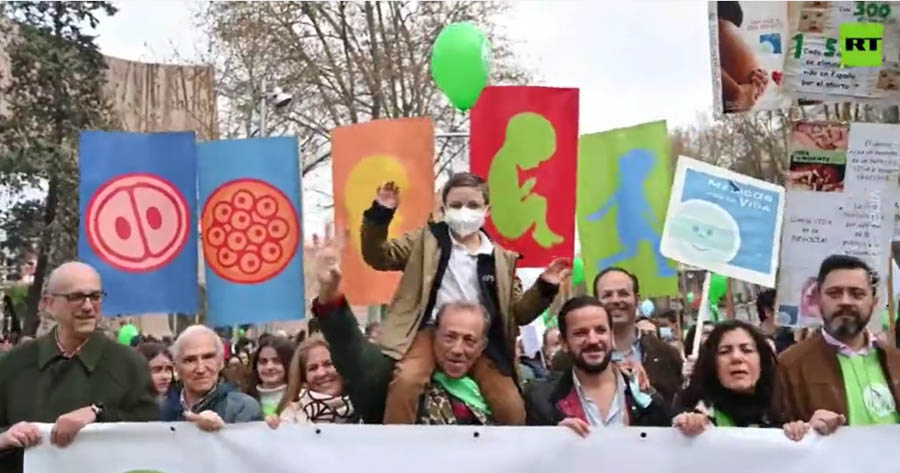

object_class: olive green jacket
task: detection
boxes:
[0,328,158,473]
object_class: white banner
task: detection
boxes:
[23,423,900,473]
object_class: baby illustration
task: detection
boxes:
[798,9,825,33]
[876,70,900,91]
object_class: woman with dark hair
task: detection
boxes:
[673,320,806,440]
[136,342,175,404]
[246,336,295,417]
[265,336,356,427]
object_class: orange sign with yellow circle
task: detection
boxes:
[331,117,434,304]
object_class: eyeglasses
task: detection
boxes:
[51,291,106,305]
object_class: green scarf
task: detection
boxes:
[431,371,492,416]
[713,409,734,427]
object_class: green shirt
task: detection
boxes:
[837,350,900,426]
[0,329,159,473]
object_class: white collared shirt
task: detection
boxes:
[572,369,628,427]
[429,230,494,322]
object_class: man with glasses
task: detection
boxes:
[161,325,261,430]
[0,261,158,473]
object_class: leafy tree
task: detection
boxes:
[0,2,116,333]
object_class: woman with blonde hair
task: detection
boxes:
[265,335,357,427]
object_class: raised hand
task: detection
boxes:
[375,181,400,209]
[539,257,572,286]
[312,223,347,303]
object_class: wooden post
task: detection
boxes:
[725,277,736,320]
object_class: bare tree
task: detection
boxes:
[199,1,530,187]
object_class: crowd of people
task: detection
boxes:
[0,172,897,472]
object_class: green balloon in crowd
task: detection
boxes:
[117,323,139,345]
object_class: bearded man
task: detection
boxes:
[524,297,670,436]
[776,255,900,436]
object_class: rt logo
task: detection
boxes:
[840,22,883,67]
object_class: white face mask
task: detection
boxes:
[444,207,486,237]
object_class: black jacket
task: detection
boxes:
[524,369,671,427]
[547,334,684,406]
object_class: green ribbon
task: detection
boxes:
[431,371,492,416]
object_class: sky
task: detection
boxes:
[81,0,715,238]
[92,0,714,132]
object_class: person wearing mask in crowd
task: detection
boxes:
[653,309,678,343]
[313,232,501,425]
[542,327,562,370]
[672,320,808,441]
[0,262,158,473]
[266,336,356,427]
[594,268,683,404]
[161,325,262,430]
[365,321,382,344]
[525,297,670,436]
[776,255,900,436]
[136,342,176,405]
[246,337,295,417]
[361,173,570,425]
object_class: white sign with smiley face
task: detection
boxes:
[661,156,786,287]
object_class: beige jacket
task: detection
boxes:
[361,203,556,364]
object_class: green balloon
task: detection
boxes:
[572,257,585,286]
[686,292,695,304]
[117,323,139,345]
[431,22,491,111]
[709,273,728,304]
